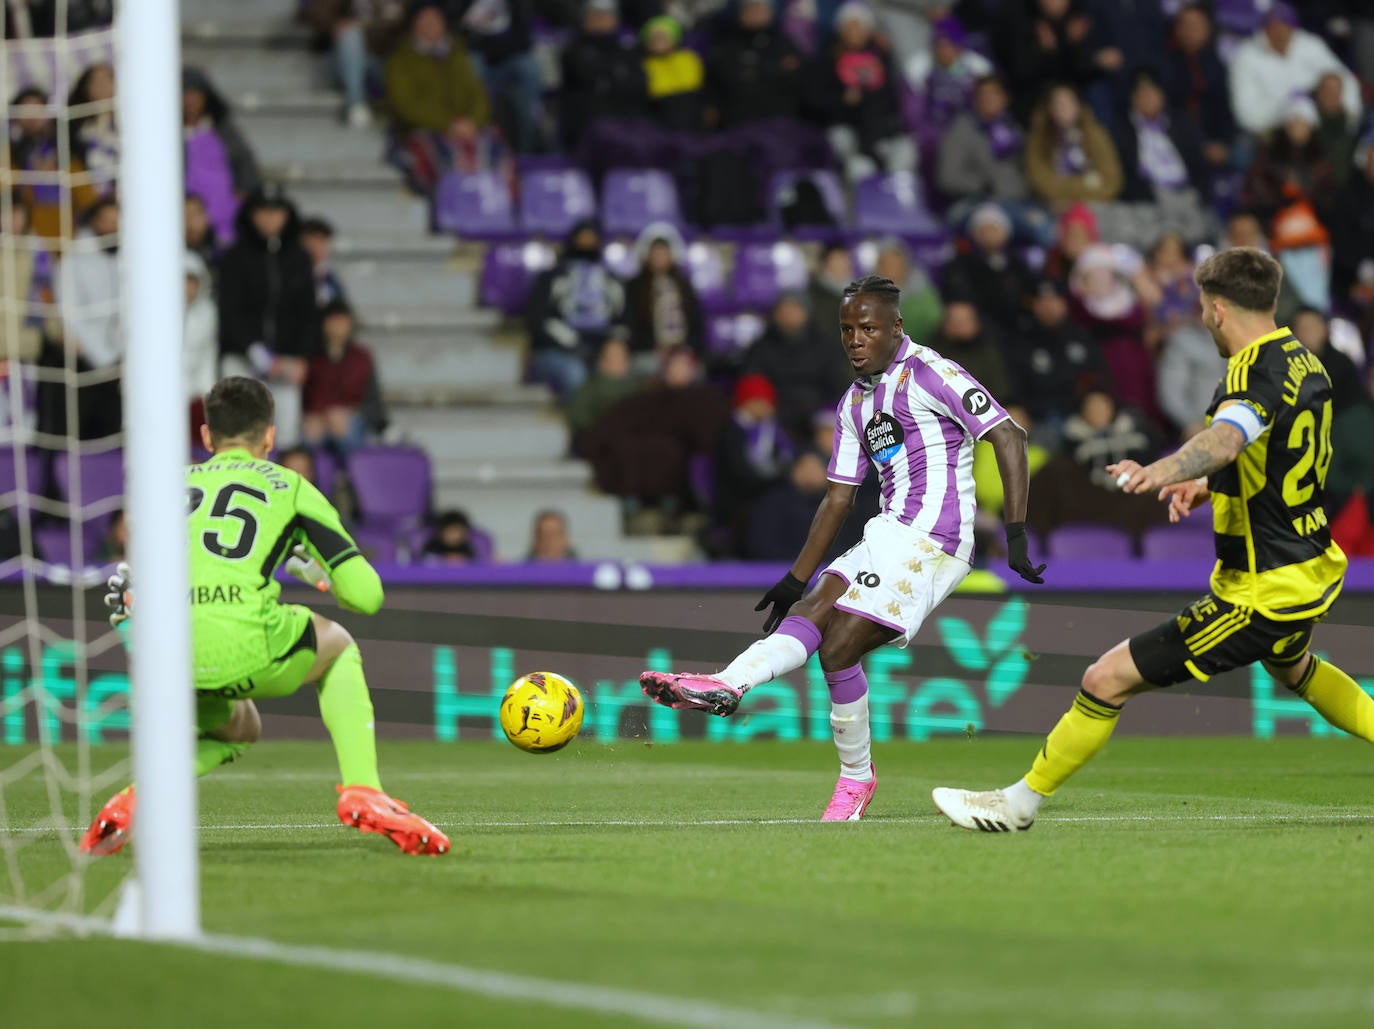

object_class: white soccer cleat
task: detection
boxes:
[931,787,1034,833]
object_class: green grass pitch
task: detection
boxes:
[3,737,1374,1028]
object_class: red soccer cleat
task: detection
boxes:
[80,786,136,856]
[335,785,449,856]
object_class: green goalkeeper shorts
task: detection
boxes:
[195,605,317,717]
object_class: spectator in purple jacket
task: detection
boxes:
[182,67,261,244]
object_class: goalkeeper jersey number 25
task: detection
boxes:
[185,447,381,688]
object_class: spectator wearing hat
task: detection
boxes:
[641,14,704,131]
[302,299,380,456]
[217,183,319,446]
[560,0,649,150]
[705,0,804,129]
[1242,94,1336,226]
[1067,243,1158,424]
[926,301,1012,404]
[1024,82,1122,207]
[942,202,1036,336]
[624,222,704,373]
[1160,4,1235,173]
[1004,277,1107,432]
[1042,200,1098,287]
[384,3,499,195]
[525,218,628,398]
[937,73,1031,212]
[713,373,794,556]
[908,16,992,144]
[299,216,348,308]
[1228,1,1361,136]
[182,66,261,245]
[742,291,849,437]
[1111,67,1209,206]
[804,2,915,183]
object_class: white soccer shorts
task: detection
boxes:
[822,514,970,647]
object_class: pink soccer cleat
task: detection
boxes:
[639,671,743,716]
[80,786,136,856]
[821,764,877,822]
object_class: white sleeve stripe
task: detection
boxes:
[1213,403,1268,445]
[826,472,867,485]
[974,411,1012,441]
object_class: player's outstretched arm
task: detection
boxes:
[755,481,858,632]
[1110,420,1246,496]
[986,419,1046,584]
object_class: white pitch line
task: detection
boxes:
[4,810,1372,835]
[0,905,851,1029]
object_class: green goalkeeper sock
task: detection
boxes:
[195,738,250,777]
[317,643,382,790]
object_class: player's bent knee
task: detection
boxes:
[306,615,356,683]
[1264,653,1310,690]
[1081,659,1129,708]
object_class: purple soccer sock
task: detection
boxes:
[824,663,869,705]
[776,615,822,657]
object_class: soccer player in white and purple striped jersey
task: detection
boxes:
[640,275,1046,820]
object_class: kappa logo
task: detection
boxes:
[885,601,902,619]
[846,587,861,602]
[904,557,924,575]
[895,580,914,597]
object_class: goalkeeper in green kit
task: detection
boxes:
[81,377,449,857]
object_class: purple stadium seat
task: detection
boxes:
[685,241,728,314]
[312,448,339,498]
[479,241,555,315]
[434,169,517,240]
[732,241,808,311]
[1046,524,1135,560]
[347,446,431,531]
[519,167,596,237]
[53,448,124,508]
[0,448,46,501]
[769,170,847,240]
[350,525,400,565]
[1141,525,1217,562]
[688,453,716,507]
[601,169,681,236]
[854,172,942,239]
[707,312,767,354]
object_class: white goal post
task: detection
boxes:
[116,0,198,940]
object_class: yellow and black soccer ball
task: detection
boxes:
[499,672,585,753]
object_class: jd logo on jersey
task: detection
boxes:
[864,412,904,464]
[962,388,992,417]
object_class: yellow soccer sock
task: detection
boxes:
[1024,690,1122,796]
[1290,657,1374,742]
[317,643,383,790]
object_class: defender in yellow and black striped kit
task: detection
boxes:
[930,247,1374,833]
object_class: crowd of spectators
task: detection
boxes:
[419,0,1374,562]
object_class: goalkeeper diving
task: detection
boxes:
[81,376,449,857]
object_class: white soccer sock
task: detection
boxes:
[1004,778,1044,818]
[830,696,873,782]
[718,633,810,693]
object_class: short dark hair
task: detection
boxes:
[204,376,275,444]
[1194,247,1283,313]
[842,274,902,309]
[299,215,334,237]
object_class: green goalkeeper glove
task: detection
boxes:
[103,562,132,628]
[285,545,332,592]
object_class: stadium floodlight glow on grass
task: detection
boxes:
[0,0,197,940]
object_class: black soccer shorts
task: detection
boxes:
[1128,592,1316,687]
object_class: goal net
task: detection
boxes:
[1,0,197,938]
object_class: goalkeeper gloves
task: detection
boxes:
[1004,523,1047,584]
[285,545,332,592]
[103,562,132,628]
